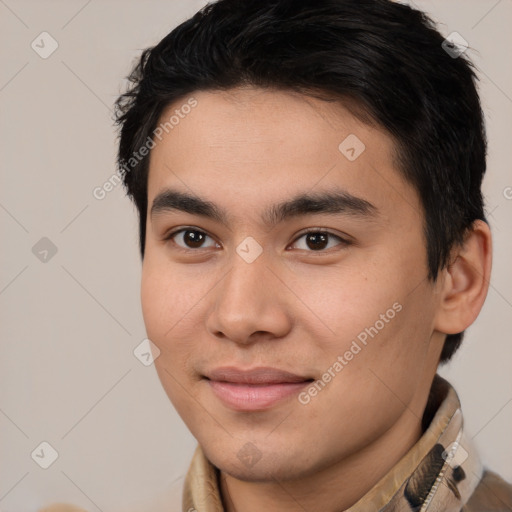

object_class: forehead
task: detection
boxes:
[153,86,383,157]
[146,87,421,224]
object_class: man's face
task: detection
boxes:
[142,87,445,480]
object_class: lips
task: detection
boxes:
[205,366,311,384]
[204,366,314,411]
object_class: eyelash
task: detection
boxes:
[163,227,351,253]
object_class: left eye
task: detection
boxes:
[168,229,219,250]
[290,231,348,251]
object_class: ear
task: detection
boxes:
[434,220,492,335]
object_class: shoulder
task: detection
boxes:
[464,469,512,511]
[38,504,89,512]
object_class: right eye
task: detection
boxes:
[165,228,220,251]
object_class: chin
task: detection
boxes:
[202,441,317,482]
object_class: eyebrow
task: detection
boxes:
[150,187,378,227]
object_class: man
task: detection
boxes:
[43,0,511,510]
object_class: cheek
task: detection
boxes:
[336,286,437,392]
[141,258,202,341]
[141,264,171,342]
[141,267,187,380]
[288,262,402,349]
[140,258,216,381]
[308,262,434,371]
[141,261,202,406]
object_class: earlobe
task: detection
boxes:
[434,220,492,335]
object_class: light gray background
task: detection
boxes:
[1,1,511,511]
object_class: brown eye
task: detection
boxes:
[183,230,206,248]
[305,232,329,250]
[291,230,349,252]
[168,229,218,250]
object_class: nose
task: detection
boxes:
[206,252,293,345]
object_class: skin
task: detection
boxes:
[141,86,492,512]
